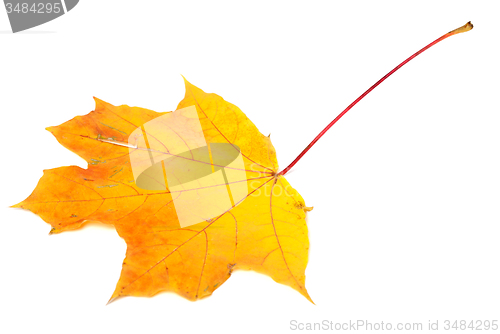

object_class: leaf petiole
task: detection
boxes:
[278,21,473,176]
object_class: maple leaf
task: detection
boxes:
[13,78,314,302]
[13,21,473,304]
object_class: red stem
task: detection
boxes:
[278,22,473,176]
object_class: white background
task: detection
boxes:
[1,1,499,333]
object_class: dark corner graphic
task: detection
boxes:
[3,0,79,33]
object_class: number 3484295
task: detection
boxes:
[5,3,62,14]
[444,320,498,331]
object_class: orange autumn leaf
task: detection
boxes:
[13,78,313,302]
